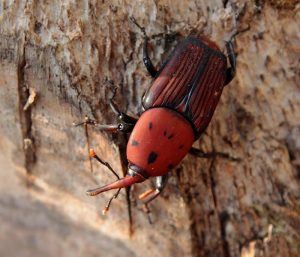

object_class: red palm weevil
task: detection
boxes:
[78,19,243,215]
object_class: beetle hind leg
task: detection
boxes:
[130,16,158,78]
[225,26,250,85]
[224,40,236,85]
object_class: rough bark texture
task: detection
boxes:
[0,1,299,257]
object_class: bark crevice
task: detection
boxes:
[17,38,36,182]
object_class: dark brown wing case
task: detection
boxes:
[142,35,227,138]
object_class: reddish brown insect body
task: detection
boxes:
[86,33,237,209]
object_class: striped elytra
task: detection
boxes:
[142,35,227,137]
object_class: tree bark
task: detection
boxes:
[0,1,299,257]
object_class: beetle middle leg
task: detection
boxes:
[139,174,168,223]
[189,147,240,161]
[73,89,138,134]
[108,84,139,126]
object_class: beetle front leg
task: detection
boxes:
[139,174,168,223]
[130,16,158,78]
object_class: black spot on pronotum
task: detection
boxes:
[148,122,153,130]
[163,130,174,139]
[147,151,158,164]
[179,144,184,149]
[131,140,139,146]
[168,164,174,170]
[167,134,174,140]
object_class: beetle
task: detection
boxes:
[78,19,241,215]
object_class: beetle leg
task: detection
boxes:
[100,78,139,126]
[109,97,138,125]
[139,174,168,223]
[189,147,240,161]
[224,40,236,85]
[106,83,138,125]
[130,16,158,78]
[73,117,121,133]
[225,25,250,85]
[142,34,158,78]
[73,116,136,133]
[139,175,168,202]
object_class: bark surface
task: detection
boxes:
[0,1,299,257]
